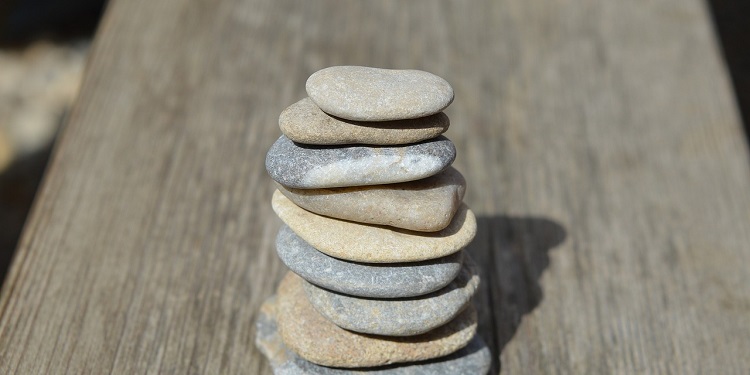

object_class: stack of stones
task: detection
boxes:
[256,66,491,374]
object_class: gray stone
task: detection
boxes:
[266,135,455,189]
[306,66,454,121]
[304,257,480,336]
[276,225,464,298]
[279,97,449,146]
[276,166,466,232]
[255,297,491,374]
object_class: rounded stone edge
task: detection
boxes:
[276,272,478,368]
[272,190,478,263]
[276,225,466,298]
[276,166,466,232]
[302,256,480,336]
[305,66,455,121]
[255,295,491,374]
[279,97,451,146]
[265,135,457,189]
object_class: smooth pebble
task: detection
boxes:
[272,190,476,263]
[304,257,480,336]
[279,97,449,146]
[255,296,491,374]
[306,66,454,121]
[266,135,455,189]
[275,272,477,368]
[276,225,464,298]
[276,166,466,232]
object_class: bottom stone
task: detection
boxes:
[255,296,491,374]
[275,272,477,368]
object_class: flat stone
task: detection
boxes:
[272,191,476,263]
[276,166,466,232]
[304,257,480,336]
[275,272,477,368]
[255,296,491,374]
[266,135,456,189]
[279,97,450,146]
[276,225,464,298]
[306,66,454,121]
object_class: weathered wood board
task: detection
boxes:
[1,0,749,373]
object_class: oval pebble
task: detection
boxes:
[276,166,466,232]
[265,135,455,189]
[275,272,477,368]
[271,190,476,263]
[276,225,464,298]
[279,97,450,146]
[255,297,491,375]
[306,66,454,121]
[304,257,480,336]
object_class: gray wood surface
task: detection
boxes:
[2,0,750,373]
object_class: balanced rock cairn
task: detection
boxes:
[256,66,491,374]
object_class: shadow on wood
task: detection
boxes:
[467,215,567,373]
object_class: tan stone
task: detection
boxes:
[276,167,466,232]
[279,97,449,146]
[271,190,477,263]
[306,66,454,121]
[276,272,477,368]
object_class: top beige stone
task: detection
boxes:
[276,272,477,368]
[271,190,476,263]
[279,97,450,145]
[306,66,454,121]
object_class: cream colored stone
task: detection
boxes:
[306,66,454,121]
[271,190,476,263]
[276,272,477,368]
[276,167,466,232]
[279,97,449,145]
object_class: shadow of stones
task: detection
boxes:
[466,215,567,374]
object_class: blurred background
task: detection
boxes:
[0,0,748,287]
[0,0,105,282]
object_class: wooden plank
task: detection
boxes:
[1,0,749,373]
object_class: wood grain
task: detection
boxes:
[1,0,749,373]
